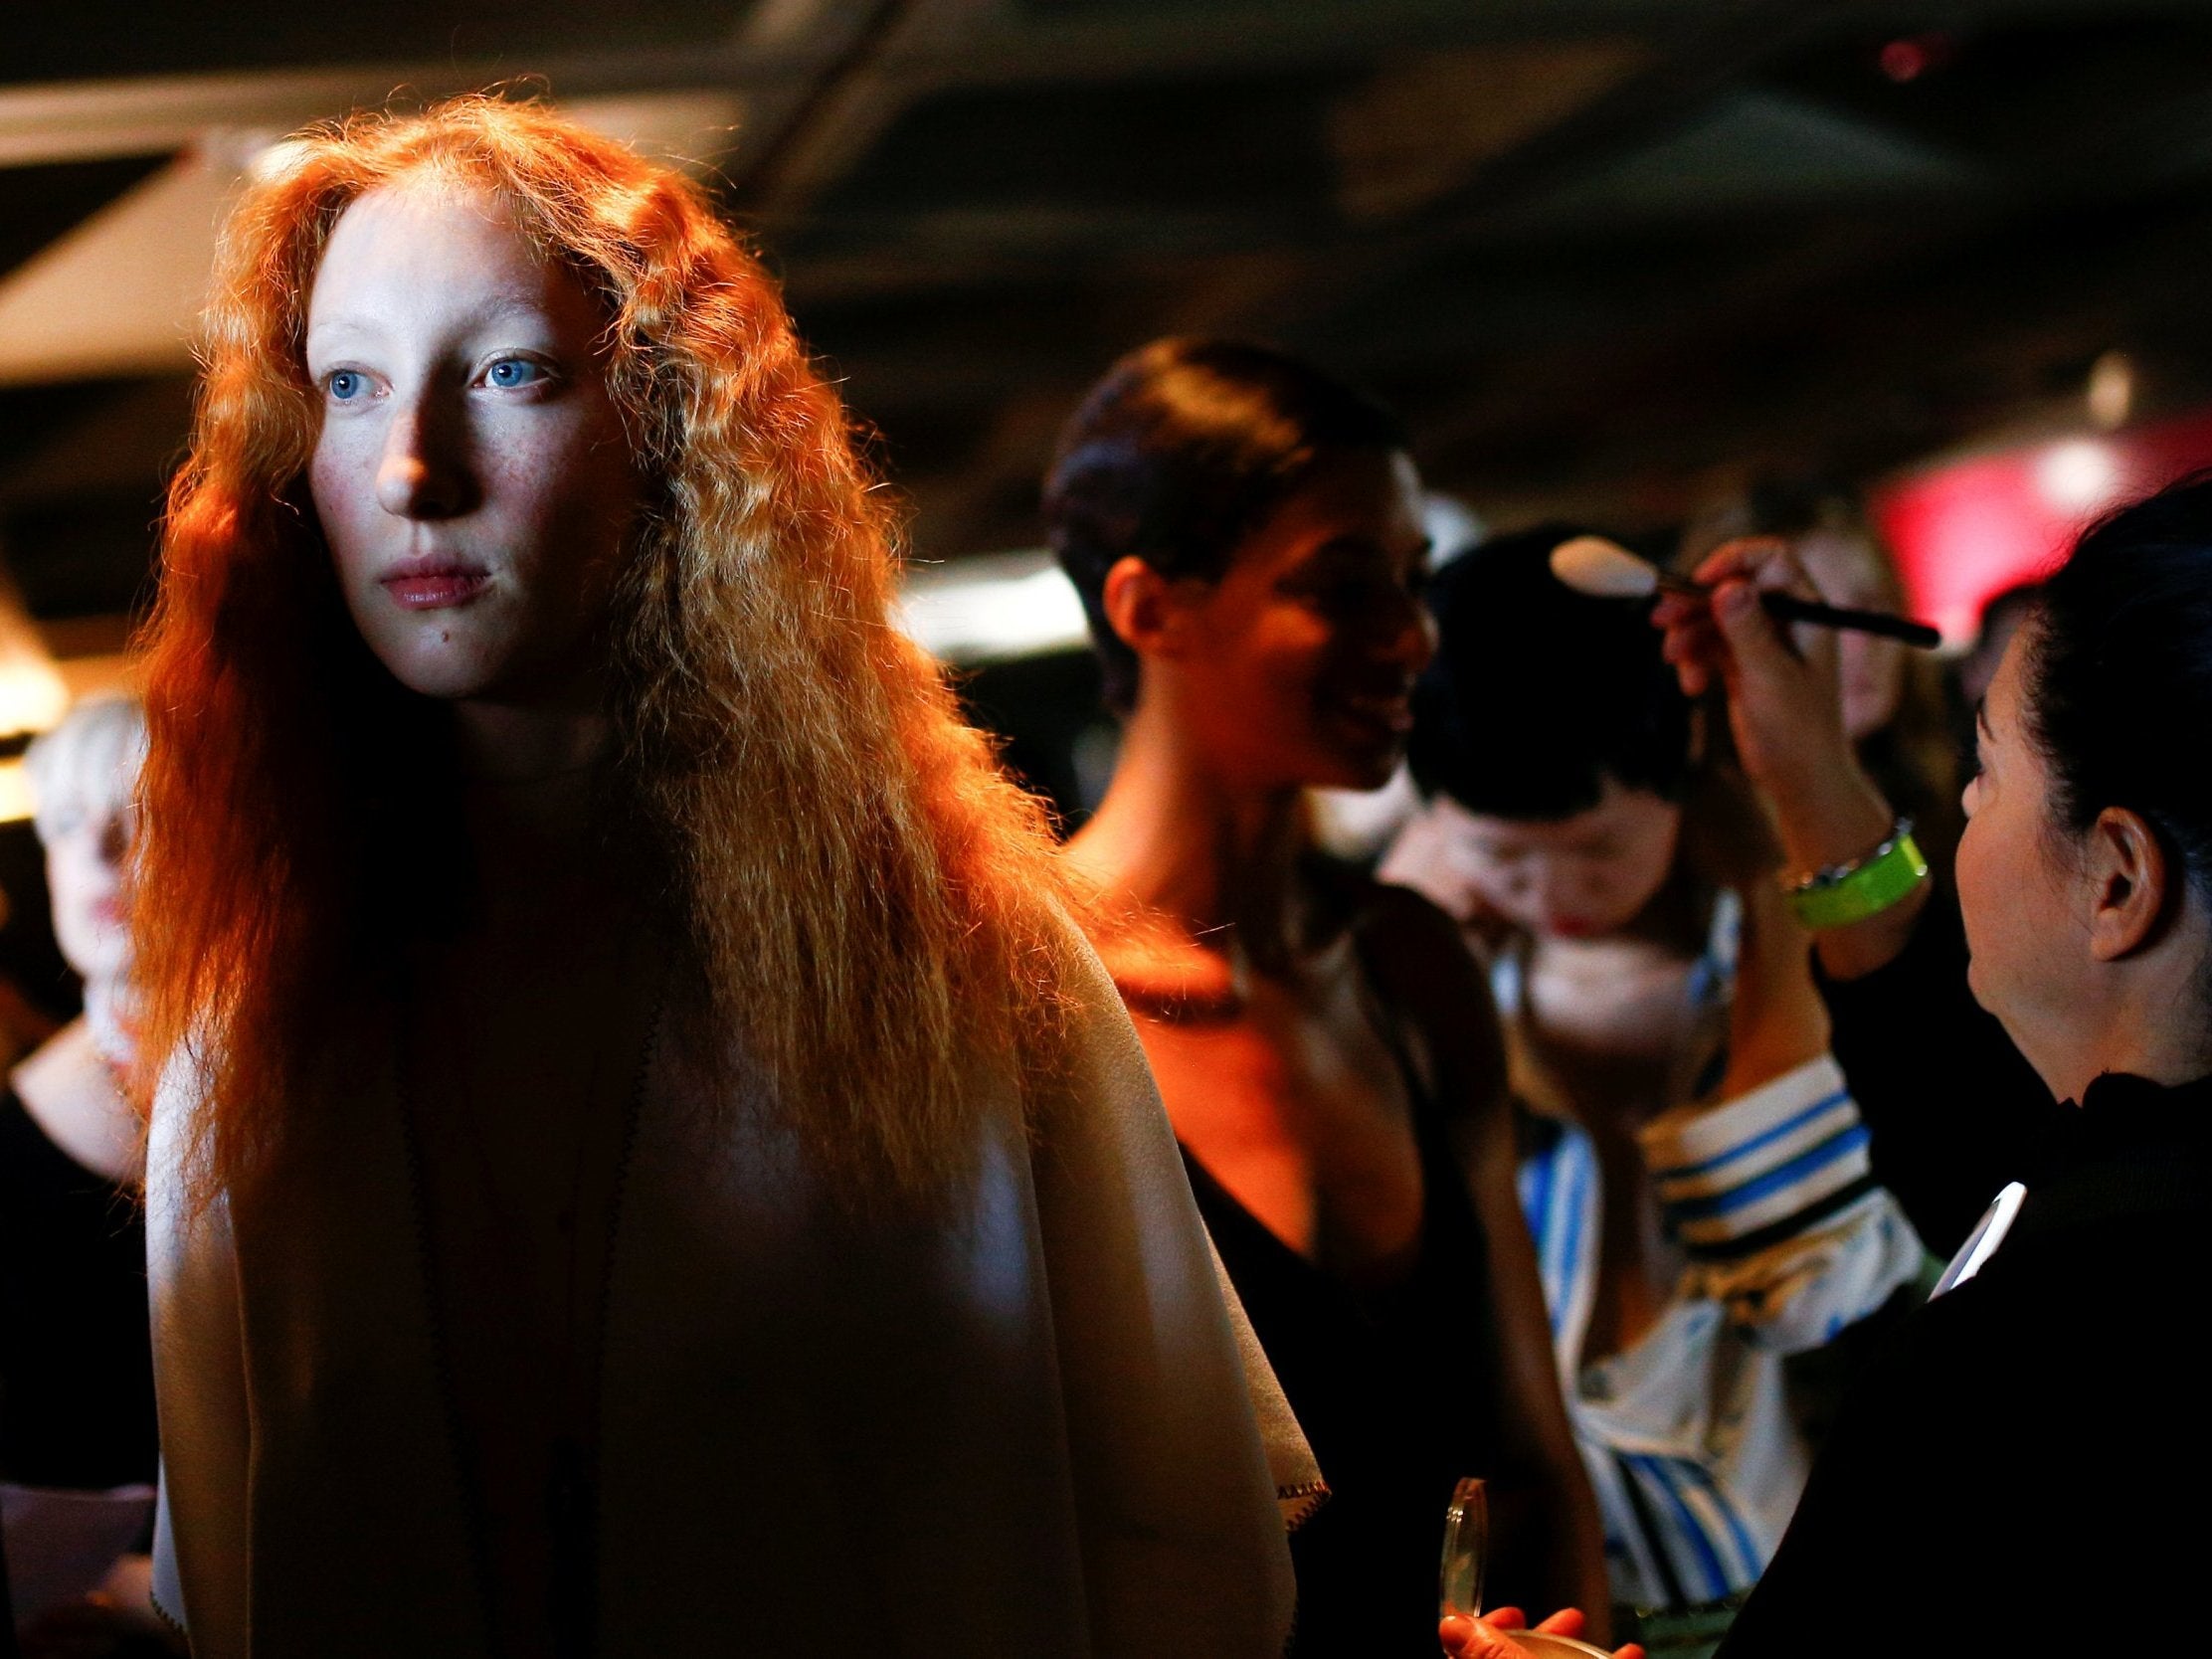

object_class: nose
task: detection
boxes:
[374,393,476,519]
[1378,585,1436,675]
[1530,862,1581,920]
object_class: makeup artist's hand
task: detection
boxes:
[1438,1603,1644,1658]
[1652,536,1924,978]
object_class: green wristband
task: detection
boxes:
[1787,828,1929,930]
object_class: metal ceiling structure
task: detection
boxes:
[4,0,2212,637]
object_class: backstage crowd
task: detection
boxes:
[2,95,2207,1659]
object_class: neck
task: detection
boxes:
[1066,694,1309,951]
[454,694,613,786]
[81,975,134,1072]
[449,698,624,923]
[2026,926,2212,1104]
[11,1016,138,1184]
[2045,1006,2212,1105]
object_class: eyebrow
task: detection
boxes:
[305,294,560,342]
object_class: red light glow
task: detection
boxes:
[1871,407,2212,644]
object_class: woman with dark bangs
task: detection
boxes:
[1384,526,1928,1651]
[131,99,1292,1657]
[1048,339,1609,1654]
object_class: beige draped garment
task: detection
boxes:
[146,938,1308,1656]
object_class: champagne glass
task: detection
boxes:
[1438,1476,1489,1622]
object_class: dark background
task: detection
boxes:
[6,0,2212,991]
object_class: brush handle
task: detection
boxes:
[1759,593,1942,648]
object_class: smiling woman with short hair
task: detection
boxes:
[1385,525,1927,1647]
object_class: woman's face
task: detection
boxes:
[304,180,641,706]
[42,774,134,984]
[1956,627,2088,1075]
[1167,448,1434,792]
[1799,528,1906,742]
[1409,779,1683,941]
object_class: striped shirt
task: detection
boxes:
[1495,902,1929,1618]
[1501,911,1926,1612]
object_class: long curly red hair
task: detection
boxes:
[134,96,1076,1211]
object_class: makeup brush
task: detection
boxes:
[1549,535,1942,648]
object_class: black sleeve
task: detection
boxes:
[1814,896,2058,1256]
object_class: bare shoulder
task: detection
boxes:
[1315,864,1507,1129]
[1338,867,1493,1015]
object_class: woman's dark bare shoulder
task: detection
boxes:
[1306,860,1506,1121]
[1328,863,1491,1005]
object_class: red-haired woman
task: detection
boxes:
[132,99,1292,1657]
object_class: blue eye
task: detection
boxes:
[325,369,364,401]
[485,357,547,389]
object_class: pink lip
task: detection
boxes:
[381,558,490,611]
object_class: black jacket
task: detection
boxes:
[1720,1066,2212,1652]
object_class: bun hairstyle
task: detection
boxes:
[1044,337,1405,713]
[2026,472,2212,918]
[1407,524,1692,821]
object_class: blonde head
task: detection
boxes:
[25,695,145,847]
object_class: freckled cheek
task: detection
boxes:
[308,445,380,581]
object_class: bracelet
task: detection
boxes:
[1785,819,1929,930]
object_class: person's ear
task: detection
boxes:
[1101,555,1199,660]
[2085,806,2170,963]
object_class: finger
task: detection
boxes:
[1615,1646,1647,1659]
[1711,578,1812,677]
[1534,1607,1586,1635]
[1746,547,1824,604]
[1660,619,1727,699]
[1690,535,1791,590]
[1483,1605,1529,1631]
[1437,1615,1513,1659]
[1660,614,1725,665]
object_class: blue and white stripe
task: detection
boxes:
[1645,1059,1875,1254]
[1516,1053,1925,1612]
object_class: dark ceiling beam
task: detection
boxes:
[728,0,1009,221]
[0,0,1623,171]
[715,0,915,207]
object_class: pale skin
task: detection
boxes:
[1796,527,1907,745]
[7,739,176,1648]
[12,758,140,1186]
[1383,766,1829,1367]
[1062,449,1613,1636]
[1442,1603,1641,1658]
[303,177,662,1655]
